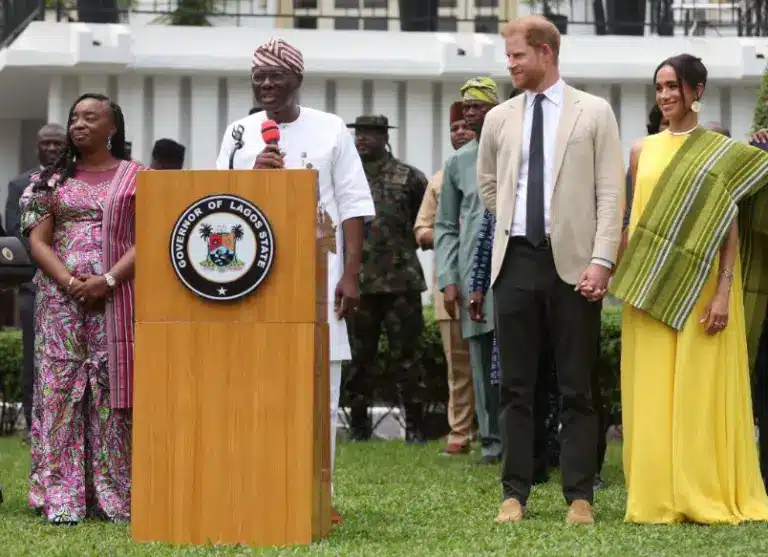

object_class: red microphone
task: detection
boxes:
[261,120,280,146]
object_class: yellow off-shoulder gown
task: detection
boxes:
[621,130,768,524]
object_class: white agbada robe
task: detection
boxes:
[216,105,375,477]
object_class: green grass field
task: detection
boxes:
[2,436,768,556]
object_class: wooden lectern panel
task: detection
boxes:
[134,170,325,325]
[132,170,331,548]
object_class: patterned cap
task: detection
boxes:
[252,37,304,74]
[346,115,397,130]
[460,76,500,104]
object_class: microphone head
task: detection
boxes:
[261,119,280,144]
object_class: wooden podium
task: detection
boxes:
[131,170,331,548]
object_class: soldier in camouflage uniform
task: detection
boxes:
[344,115,429,443]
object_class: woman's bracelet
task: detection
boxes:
[67,276,75,292]
[718,269,734,283]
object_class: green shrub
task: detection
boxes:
[0,328,23,435]
[753,66,768,133]
[340,304,624,433]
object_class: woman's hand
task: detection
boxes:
[67,277,87,299]
[75,275,110,304]
[701,291,729,335]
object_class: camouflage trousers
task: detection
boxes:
[345,292,425,439]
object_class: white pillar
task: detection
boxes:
[225,77,252,126]
[116,74,148,165]
[372,79,401,158]
[699,84,723,127]
[403,80,435,174]
[730,85,759,142]
[78,75,110,96]
[47,75,78,126]
[299,79,327,112]
[334,78,365,127]
[440,82,463,168]
[189,76,220,170]
[587,83,612,104]
[619,84,647,165]
[0,119,22,212]
[153,76,183,143]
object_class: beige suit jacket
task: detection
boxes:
[477,84,625,287]
[414,168,455,321]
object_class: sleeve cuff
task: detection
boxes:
[437,270,460,291]
[591,257,613,270]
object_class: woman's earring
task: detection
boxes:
[691,100,702,113]
[107,136,112,150]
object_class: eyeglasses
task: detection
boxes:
[251,71,290,85]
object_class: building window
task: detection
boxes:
[439,0,457,7]
[335,0,388,7]
[437,16,457,31]
[475,15,498,33]
[474,0,498,7]
[294,16,318,28]
[363,17,388,30]
[294,0,318,8]
[334,16,360,29]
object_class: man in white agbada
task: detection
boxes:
[216,37,375,526]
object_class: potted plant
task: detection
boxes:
[156,0,217,26]
[606,0,647,36]
[752,65,768,134]
[523,0,568,34]
[45,0,132,24]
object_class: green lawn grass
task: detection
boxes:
[2,436,768,556]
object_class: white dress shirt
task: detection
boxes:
[510,79,563,238]
[511,79,611,270]
[215,106,376,361]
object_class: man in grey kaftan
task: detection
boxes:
[435,77,501,462]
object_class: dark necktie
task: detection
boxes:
[526,93,546,247]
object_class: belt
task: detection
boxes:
[508,235,551,250]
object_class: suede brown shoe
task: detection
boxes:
[494,498,525,523]
[566,500,594,525]
[331,507,344,526]
[440,443,470,456]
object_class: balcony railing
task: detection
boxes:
[1,0,44,47]
[3,1,768,49]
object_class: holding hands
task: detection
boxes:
[576,263,612,302]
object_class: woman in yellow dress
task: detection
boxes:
[611,53,768,524]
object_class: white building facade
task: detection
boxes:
[0,16,766,299]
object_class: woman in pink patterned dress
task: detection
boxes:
[21,93,140,525]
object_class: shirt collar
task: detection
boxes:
[524,79,565,108]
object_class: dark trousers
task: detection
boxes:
[19,289,35,429]
[754,314,768,488]
[494,240,601,505]
[593,358,608,476]
[533,347,608,480]
[533,346,559,479]
[345,292,425,438]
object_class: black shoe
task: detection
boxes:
[533,470,550,485]
[594,475,606,490]
[0,482,4,505]
[479,455,501,465]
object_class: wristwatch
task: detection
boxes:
[104,273,117,289]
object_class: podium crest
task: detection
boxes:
[169,194,275,301]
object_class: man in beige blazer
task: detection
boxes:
[477,16,624,525]
[415,101,475,455]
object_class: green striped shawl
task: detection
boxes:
[610,128,768,370]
